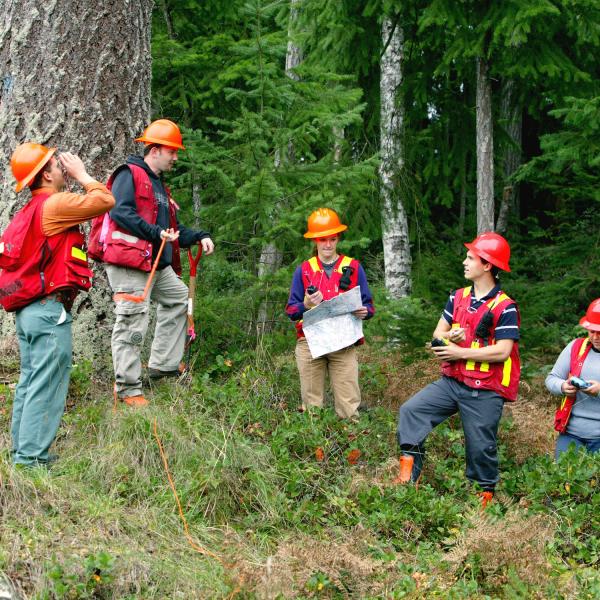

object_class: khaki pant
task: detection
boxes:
[295,337,361,418]
[106,265,188,398]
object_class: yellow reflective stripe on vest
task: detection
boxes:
[480,361,490,373]
[465,341,479,370]
[336,255,354,273]
[308,256,320,272]
[579,338,590,357]
[502,356,512,387]
[71,247,87,261]
[462,286,471,298]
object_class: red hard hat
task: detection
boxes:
[304,208,348,239]
[11,143,56,192]
[580,298,600,332]
[135,119,185,150]
[464,232,511,272]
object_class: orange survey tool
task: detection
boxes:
[113,237,167,304]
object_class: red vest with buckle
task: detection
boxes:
[554,337,591,433]
[441,286,521,401]
[294,254,361,339]
[0,192,92,312]
[88,164,181,274]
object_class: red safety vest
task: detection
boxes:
[0,192,92,312]
[441,286,521,401]
[554,337,591,433]
[294,254,360,339]
[88,164,181,274]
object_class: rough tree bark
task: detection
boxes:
[496,78,522,234]
[379,17,411,298]
[475,56,495,234]
[256,0,301,334]
[0,0,153,364]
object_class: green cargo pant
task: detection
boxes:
[12,297,73,466]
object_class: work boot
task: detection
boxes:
[392,454,416,485]
[122,395,149,408]
[478,491,494,508]
[147,366,184,380]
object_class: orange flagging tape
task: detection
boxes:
[152,417,243,598]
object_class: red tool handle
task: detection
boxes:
[188,244,203,277]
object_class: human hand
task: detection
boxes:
[352,306,368,319]
[582,379,600,397]
[160,228,180,241]
[200,237,215,255]
[561,379,578,396]
[304,289,323,309]
[431,343,463,362]
[58,152,94,186]
[448,327,466,343]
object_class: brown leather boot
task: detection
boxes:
[392,455,415,484]
[478,491,494,508]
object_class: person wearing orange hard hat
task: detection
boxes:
[395,232,520,507]
[546,298,600,459]
[285,208,374,419]
[88,119,215,407]
[0,142,114,468]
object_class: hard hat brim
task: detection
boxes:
[134,135,185,150]
[464,242,511,272]
[579,317,600,332]
[304,224,348,239]
[15,147,57,192]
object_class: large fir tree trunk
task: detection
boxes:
[379,17,411,298]
[0,0,153,364]
[256,0,301,334]
[496,78,522,233]
[475,57,495,234]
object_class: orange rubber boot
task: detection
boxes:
[123,395,149,408]
[478,491,494,508]
[392,455,415,485]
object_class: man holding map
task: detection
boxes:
[285,208,374,419]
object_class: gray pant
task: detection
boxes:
[106,265,188,398]
[397,376,505,489]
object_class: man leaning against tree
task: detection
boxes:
[0,143,115,468]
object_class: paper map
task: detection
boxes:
[303,286,364,358]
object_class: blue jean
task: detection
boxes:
[11,297,72,466]
[555,433,600,460]
[397,376,505,490]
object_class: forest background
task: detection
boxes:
[1,0,600,598]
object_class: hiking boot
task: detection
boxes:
[393,454,416,485]
[147,366,184,380]
[122,395,149,407]
[478,491,494,508]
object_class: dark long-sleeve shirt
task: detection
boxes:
[109,155,210,269]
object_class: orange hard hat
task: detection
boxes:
[304,208,348,239]
[580,298,600,332]
[11,143,56,192]
[135,119,185,150]
[464,232,511,272]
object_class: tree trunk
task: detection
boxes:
[496,78,522,233]
[379,17,411,298]
[256,0,301,334]
[0,0,153,363]
[475,56,494,234]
